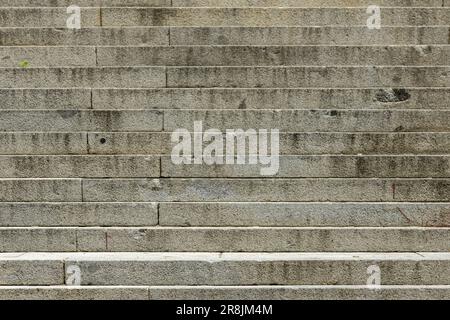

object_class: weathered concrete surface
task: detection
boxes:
[0,228,76,252]
[5,226,447,252]
[0,110,163,132]
[92,88,450,110]
[87,132,171,155]
[0,260,63,285]
[0,67,166,88]
[166,66,450,88]
[161,156,450,178]
[164,110,450,132]
[98,46,450,67]
[159,202,450,227]
[0,28,169,46]
[174,0,445,7]
[171,27,450,45]
[0,47,96,67]
[62,252,450,285]
[73,227,450,252]
[0,0,170,6]
[86,132,450,156]
[0,8,100,27]
[83,178,450,202]
[1,252,448,288]
[0,286,149,300]
[0,0,442,6]
[101,8,450,27]
[277,133,450,155]
[0,203,157,227]
[0,0,449,300]
[0,133,88,155]
[0,285,448,300]
[2,27,449,46]
[0,89,90,110]
[147,285,450,300]
[0,155,160,178]
[0,179,81,202]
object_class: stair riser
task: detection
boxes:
[0,202,448,227]
[2,27,449,46]
[3,88,449,110]
[0,203,158,227]
[82,178,450,202]
[0,0,444,7]
[2,132,450,156]
[0,228,449,252]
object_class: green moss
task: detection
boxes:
[18,60,29,68]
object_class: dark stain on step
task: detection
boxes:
[57,110,78,119]
[238,99,247,109]
[375,89,411,103]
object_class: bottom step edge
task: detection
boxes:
[0,285,449,300]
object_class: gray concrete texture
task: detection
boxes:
[0,1,449,299]
[82,178,450,202]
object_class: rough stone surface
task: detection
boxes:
[92,88,450,110]
[171,27,450,45]
[166,66,450,88]
[0,203,158,227]
[83,178,450,202]
[159,202,450,227]
[0,67,166,88]
[0,1,449,300]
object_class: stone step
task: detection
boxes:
[2,27,449,46]
[2,66,448,89]
[0,133,88,155]
[0,155,449,178]
[2,88,449,110]
[0,156,160,178]
[0,0,170,7]
[0,227,449,252]
[2,178,449,202]
[91,88,450,110]
[99,8,450,27]
[0,202,158,227]
[0,179,81,202]
[96,45,450,67]
[0,285,449,300]
[0,285,450,302]
[0,89,91,110]
[1,252,449,285]
[1,8,450,28]
[0,202,448,228]
[0,47,96,68]
[0,110,163,132]
[161,155,450,178]
[173,0,449,7]
[0,286,149,300]
[159,202,450,227]
[0,67,165,88]
[171,26,450,46]
[163,110,450,132]
[1,110,449,132]
[166,66,450,88]
[3,132,450,156]
[4,45,450,68]
[0,27,169,46]
[0,0,444,7]
[87,132,450,156]
[82,178,450,202]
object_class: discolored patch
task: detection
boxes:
[375,89,411,103]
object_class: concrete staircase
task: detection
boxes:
[0,0,449,300]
